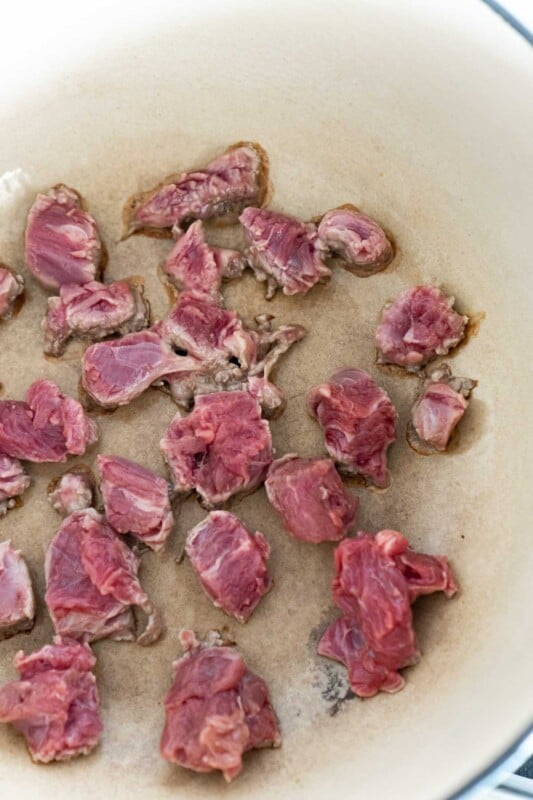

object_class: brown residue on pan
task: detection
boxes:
[46,463,96,499]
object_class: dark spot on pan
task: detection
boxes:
[309,614,357,715]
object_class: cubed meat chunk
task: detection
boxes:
[43,279,150,357]
[45,509,162,645]
[25,185,104,290]
[317,204,394,274]
[163,221,247,298]
[240,207,330,298]
[0,380,98,463]
[81,328,195,409]
[124,142,269,235]
[97,455,174,551]
[185,511,271,621]
[47,465,95,516]
[409,363,477,452]
[0,264,24,320]
[375,285,468,369]
[0,638,102,762]
[160,631,280,781]
[0,454,31,517]
[160,391,272,507]
[0,541,35,640]
[317,530,457,697]
[161,290,257,368]
[307,368,397,487]
[265,455,358,543]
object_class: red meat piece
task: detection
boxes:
[265,455,358,543]
[0,638,102,762]
[240,207,330,298]
[0,380,98,463]
[163,220,246,297]
[0,454,30,517]
[375,285,468,369]
[97,455,174,551]
[317,204,393,273]
[125,142,269,234]
[0,540,35,640]
[81,328,194,408]
[160,631,280,781]
[0,264,24,320]
[318,530,458,697]
[43,279,149,356]
[45,509,162,645]
[307,368,397,487]
[161,290,257,368]
[410,364,477,452]
[160,391,272,507]
[47,466,95,517]
[25,185,103,290]
[186,511,271,621]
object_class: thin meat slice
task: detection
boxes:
[97,455,174,552]
[25,185,104,290]
[185,511,271,622]
[45,509,162,645]
[163,221,247,297]
[47,465,95,516]
[161,290,257,368]
[265,455,358,543]
[160,391,272,507]
[317,530,458,697]
[81,328,195,408]
[43,279,150,357]
[0,638,102,762]
[317,204,394,274]
[240,207,330,298]
[375,285,468,369]
[0,264,24,320]
[0,541,35,640]
[308,368,397,487]
[409,363,477,453]
[0,380,98,463]
[124,142,269,236]
[160,630,280,781]
[0,454,31,517]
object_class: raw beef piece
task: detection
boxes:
[25,185,104,290]
[97,455,174,552]
[0,264,24,320]
[240,207,330,298]
[186,511,271,621]
[0,540,35,640]
[124,142,269,235]
[160,630,280,781]
[0,454,31,517]
[317,204,394,274]
[375,285,468,369]
[317,530,458,697]
[307,368,397,487]
[48,465,95,516]
[409,363,477,453]
[43,279,150,356]
[45,509,162,645]
[81,328,194,408]
[161,290,257,368]
[163,221,247,297]
[160,391,272,507]
[265,455,358,543]
[0,637,102,762]
[0,380,98,463]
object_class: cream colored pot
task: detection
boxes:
[0,1,531,798]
